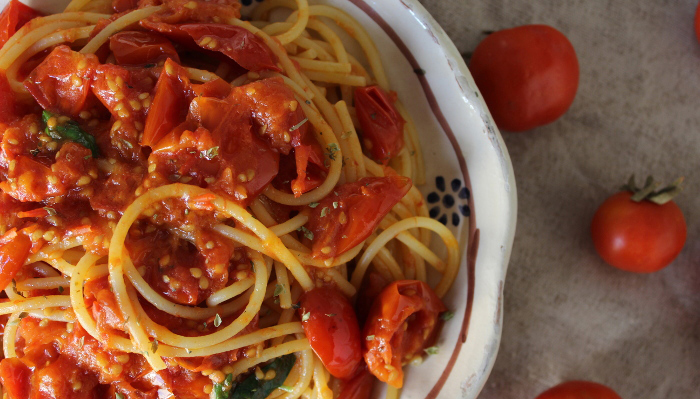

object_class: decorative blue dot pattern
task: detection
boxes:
[427,176,470,226]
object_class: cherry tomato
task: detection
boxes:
[535,381,622,399]
[0,0,42,49]
[695,2,700,44]
[306,175,412,259]
[109,31,179,65]
[591,191,686,273]
[142,59,194,147]
[0,70,19,123]
[363,280,445,388]
[178,24,280,72]
[298,286,362,380]
[337,365,375,399]
[24,46,99,119]
[469,25,579,132]
[0,358,31,399]
[354,86,405,164]
[0,234,31,291]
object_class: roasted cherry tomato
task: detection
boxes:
[0,70,19,123]
[306,175,412,259]
[469,25,579,132]
[109,31,179,65]
[0,234,31,291]
[355,86,405,164]
[591,189,686,273]
[363,280,445,388]
[535,381,622,399]
[298,286,362,380]
[0,358,31,399]
[0,0,42,49]
[337,365,375,399]
[142,59,194,147]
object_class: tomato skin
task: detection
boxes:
[109,31,179,65]
[142,59,193,147]
[337,366,375,399]
[0,358,31,399]
[354,86,405,164]
[0,234,31,293]
[299,286,362,380]
[363,280,446,388]
[469,25,579,132]
[536,381,622,399]
[0,0,42,49]
[591,191,686,273]
[306,175,412,259]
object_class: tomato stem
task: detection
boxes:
[622,175,684,205]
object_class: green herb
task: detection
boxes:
[201,146,219,160]
[308,202,320,208]
[58,286,64,294]
[212,373,236,399]
[214,313,222,327]
[366,335,375,341]
[291,302,301,310]
[30,148,40,156]
[273,284,284,297]
[116,393,125,399]
[341,131,352,139]
[326,143,339,161]
[150,339,159,353]
[18,312,28,319]
[305,100,311,105]
[185,348,192,354]
[332,202,339,209]
[297,226,314,240]
[79,336,85,349]
[278,385,294,393]
[301,312,310,322]
[440,311,455,321]
[289,118,308,132]
[43,206,57,216]
[42,111,100,157]
[424,346,439,355]
[325,313,336,317]
[320,207,330,217]
[230,354,296,399]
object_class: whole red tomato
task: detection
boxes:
[469,25,579,132]
[591,185,686,273]
[535,381,622,399]
[695,2,700,43]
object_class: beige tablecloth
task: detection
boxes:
[418,0,700,397]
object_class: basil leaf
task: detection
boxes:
[212,373,236,399]
[232,354,296,399]
[42,111,101,157]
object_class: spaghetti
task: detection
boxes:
[0,0,463,398]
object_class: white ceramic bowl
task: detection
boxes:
[5,0,517,397]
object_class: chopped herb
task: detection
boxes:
[150,339,159,353]
[201,146,219,160]
[341,131,352,139]
[58,286,64,294]
[341,235,348,239]
[332,202,339,209]
[43,206,57,216]
[289,118,308,132]
[414,68,426,75]
[230,354,296,399]
[308,202,320,208]
[297,226,314,240]
[144,63,156,68]
[116,393,125,399]
[214,313,222,327]
[29,148,40,156]
[84,154,92,160]
[212,373,235,399]
[42,111,101,157]
[326,143,339,161]
[79,336,85,348]
[185,348,192,354]
[320,207,330,217]
[325,313,336,317]
[278,385,294,393]
[273,284,284,297]
[424,346,439,355]
[440,311,455,321]
[18,312,28,319]
[305,100,311,105]
[291,302,301,310]
[301,312,310,322]
[366,335,375,341]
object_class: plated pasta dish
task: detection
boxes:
[0,0,461,398]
